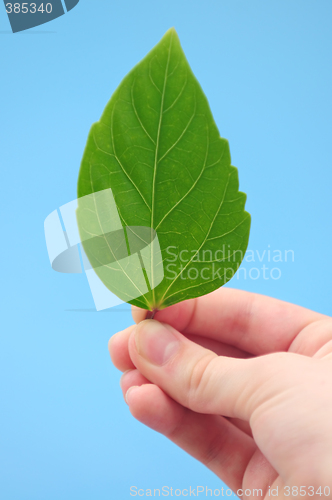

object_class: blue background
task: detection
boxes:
[1,1,332,498]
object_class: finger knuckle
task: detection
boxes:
[186,353,216,412]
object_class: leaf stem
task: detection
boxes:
[146,309,158,320]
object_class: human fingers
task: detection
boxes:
[132,306,149,323]
[120,369,253,438]
[120,369,151,399]
[108,325,136,371]
[132,288,325,355]
[226,418,253,438]
[128,320,332,487]
[185,334,252,359]
[124,382,257,492]
[288,318,332,357]
[109,324,251,373]
[128,319,265,419]
[127,319,312,421]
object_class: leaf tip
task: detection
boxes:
[164,26,179,41]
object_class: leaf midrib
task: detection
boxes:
[150,30,174,306]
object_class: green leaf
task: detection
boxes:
[77,28,251,311]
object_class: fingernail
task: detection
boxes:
[120,369,132,390]
[135,320,180,366]
[125,385,139,404]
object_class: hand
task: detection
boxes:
[108,288,332,498]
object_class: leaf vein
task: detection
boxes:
[131,80,156,145]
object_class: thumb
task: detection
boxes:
[128,319,283,420]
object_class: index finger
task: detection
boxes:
[132,288,326,355]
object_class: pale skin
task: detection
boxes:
[108,288,332,499]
